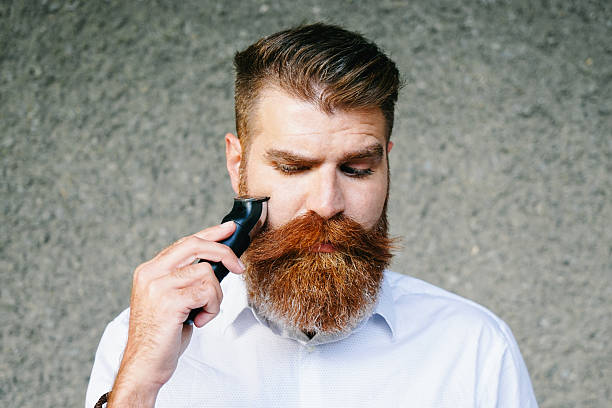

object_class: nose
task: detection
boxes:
[306,167,345,219]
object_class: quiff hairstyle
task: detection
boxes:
[233,23,401,150]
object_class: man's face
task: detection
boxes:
[226,86,392,230]
[225,86,394,335]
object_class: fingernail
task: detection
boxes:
[221,221,234,227]
[238,259,246,272]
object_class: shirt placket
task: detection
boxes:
[297,342,323,408]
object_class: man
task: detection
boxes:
[86,23,538,407]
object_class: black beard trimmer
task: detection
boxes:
[184,196,269,325]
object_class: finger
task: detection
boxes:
[193,221,237,241]
[162,239,245,277]
[154,222,236,262]
[187,282,224,328]
[180,279,223,326]
[137,241,243,285]
[193,308,218,327]
[169,262,222,296]
[165,262,224,310]
[146,268,223,323]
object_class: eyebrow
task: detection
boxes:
[264,143,384,166]
[264,149,322,166]
[340,143,384,163]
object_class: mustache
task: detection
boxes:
[246,211,396,265]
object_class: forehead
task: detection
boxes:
[248,87,387,156]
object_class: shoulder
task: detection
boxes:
[383,270,516,345]
[382,271,538,406]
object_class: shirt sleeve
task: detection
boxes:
[85,309,130,408]
[477,319,539,408]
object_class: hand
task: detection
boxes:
[108,222,245,407]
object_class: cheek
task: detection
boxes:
[245,169,303,229]
[265,191,300,229]
[346,179,388,229]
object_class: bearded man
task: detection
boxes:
[86,23,538,407]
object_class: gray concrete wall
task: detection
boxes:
[1,1,610,407]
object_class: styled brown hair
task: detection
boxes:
[234,23,401,150]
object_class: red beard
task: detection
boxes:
[243,211,394,336]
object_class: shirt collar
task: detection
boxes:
[219,270,396,343]
[218,273,251,328]
[372,271,397,337]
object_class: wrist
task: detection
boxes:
[108,370,162,408]
[107,384,160,408]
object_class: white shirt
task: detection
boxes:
[86,271,538,407]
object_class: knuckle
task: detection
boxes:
[147,280,163,299]
[191,279,217,302]
[202,262,215,276]
[208,286,222,309]
[173,265,190,280]
[182,235,209,258]
[203,283,217,298]
[174,264,195,278]
[194,261,214,279]
[185,235,203,248]
[133,263,149,285]
[220,244,235,258]
[191,287,206,304]
[183,263,211,280]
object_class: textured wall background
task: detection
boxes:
[1,1,610,407]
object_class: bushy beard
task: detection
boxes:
[242,211,393,336]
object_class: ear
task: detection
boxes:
[225,133,242,194]
[387,141,394,154]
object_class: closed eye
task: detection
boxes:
[340,164,373,178]
[274,163,310,175]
